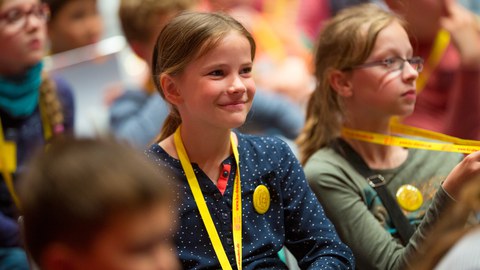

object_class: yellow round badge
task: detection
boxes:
[253,185,270,214]
[396,184,423,212]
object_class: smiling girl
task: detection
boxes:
[146,11,354,269]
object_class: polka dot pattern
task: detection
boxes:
[146,133,354,269]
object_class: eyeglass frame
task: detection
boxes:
[0,3,50,32]
[343,56,424,72]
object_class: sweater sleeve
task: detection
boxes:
[109,92,169,148]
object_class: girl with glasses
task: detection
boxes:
[298,3,480,270]
[0,0,74,268]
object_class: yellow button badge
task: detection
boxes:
[396,184,423,212]
[253,185,270,214]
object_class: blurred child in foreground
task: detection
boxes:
[19,137,180,270]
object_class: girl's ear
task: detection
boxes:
[160,74,183,105]
[328,69,353,97]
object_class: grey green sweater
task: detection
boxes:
[304,145,462,270]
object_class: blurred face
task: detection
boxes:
[208,0,254,10]
[172,31,255,131]
[135,11,178,68]
[0,0,47,76]
[388,0,446,40]
[73,203,180,270]
[48,0,103,54]
[346,21,419,120]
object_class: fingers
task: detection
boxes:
[443,151,480,199]
[439,2,480,67]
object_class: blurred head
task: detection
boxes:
[119,0,195,67]
[206,0,255,11]
[297,3,407,164]
[19,137,180,270]
[151,11,256,141]
[44,0,103,54]
[0,0,48,76]
[385,0,446,41]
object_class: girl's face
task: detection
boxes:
[346,21,419,120]
[0,0,47,76]
[48,0,103,54]
[172,31,255,131]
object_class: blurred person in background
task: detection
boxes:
[0,0,74,268]
[43,0,103,54]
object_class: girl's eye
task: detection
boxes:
[383,58,396,67]
[208,70,224,76]
[5,9,23,23]
[240,67,252,74]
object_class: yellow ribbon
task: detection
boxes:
[341,126,480,154]
[0,93,54,210]
[416,29,450,93]
[0,120,20,209]
[174,127,242,269]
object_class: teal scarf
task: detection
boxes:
[0,62,43,117]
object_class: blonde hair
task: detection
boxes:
[297,3,405,164]
[118,0,195,44]
[152,11,256,141]
[39,75,65,137]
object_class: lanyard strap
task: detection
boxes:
[416,29,450,93]
[174,127,242,270]
[0,120,21,209]
[341,128,480,154]
[390,122,480,146]
[0,101,53,210]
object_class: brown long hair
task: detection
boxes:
[296,4,405,164]
[151,11,256,142]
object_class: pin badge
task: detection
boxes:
[253,185,270,214]
[396,184,423,212]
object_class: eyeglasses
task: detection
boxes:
[0,3,50,33]
[346,56,424,72]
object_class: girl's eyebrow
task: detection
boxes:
[370,46,414,59]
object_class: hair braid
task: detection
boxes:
[39,75,65,137]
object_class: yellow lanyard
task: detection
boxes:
[342,124,480,154]
[416,29,450,93]
[390,122,480,146]
[174,127,242,270]
[0,120,20,209]
[0,102,53,210]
